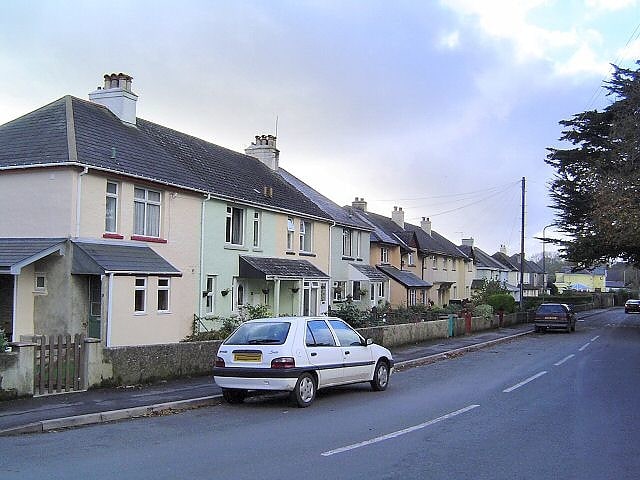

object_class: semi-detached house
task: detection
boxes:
[0,73,335,346]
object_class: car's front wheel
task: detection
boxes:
[290,372,316,408]
[371,360,390,391]
[222,388,246,404]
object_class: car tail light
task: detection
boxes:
[271,357,295,369]
[215,356,225,368]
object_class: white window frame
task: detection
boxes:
[443,257,448,270]
[380,247,389,264]
[134,277,147,314]
[134,187,161,238]
[299,220,312,253]
[355,231,362,258]
[157,277,170,312]
[432,255,437,269]
[333,281,347,301]
[408,252,414,266]
[452,258,457,271]
[34,273,47,294]
[342,228,353,257]
[105,181,119,233]
[205,275,216,314]
[409,289,417,306]
[225,206,245,246]
[287,217,295,251]
[253,211,261,248]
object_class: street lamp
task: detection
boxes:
[541,224,554,302]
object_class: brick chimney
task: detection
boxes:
[245,134,279,170]
[420,217,432,236]
[352,197,367,211]
[391,206,405,229]
[88,73,138,125]
[462,238,474,247]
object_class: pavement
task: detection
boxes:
[0,310,603,436]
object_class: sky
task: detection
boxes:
[1,0,639,257]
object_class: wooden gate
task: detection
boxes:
[34,334,86,396]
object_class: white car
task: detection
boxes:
[213,316,394,407]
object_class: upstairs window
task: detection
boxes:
[342,229,353,256]
[226,206,244,245]
[253,211,261,248]
[432,255,438,269]
[355,231,362,258]
[134,187,161,237]
[299,220,312,252]
[380,247,389,264]
[407,252,415,266]
[452,259,457,271]
[287,217,295,251]
[105,181,119,233]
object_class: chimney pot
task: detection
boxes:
[391,206,405,229]
[421,217,432,236]
[352,197,367,211]
[90,72,138,125]
[246,134,280,170]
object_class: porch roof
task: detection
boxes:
[376,265,433,288]
[72,240,181,276]
[0,238,67,274]
[239,256,329,280]
[349,263,388,282]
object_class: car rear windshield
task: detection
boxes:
[536,304,566,315]
[225,322,291,345]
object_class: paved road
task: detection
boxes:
[1,309,638,479]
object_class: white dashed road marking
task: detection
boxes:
[591,335,600,342]
[554,354,575,366]
[503,371,547,393]
[579,343,591,351]
[321,404,480,457]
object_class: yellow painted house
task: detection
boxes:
[554,267,607,293]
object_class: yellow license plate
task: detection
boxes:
[234,352,262,362]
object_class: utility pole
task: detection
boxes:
[519,177,525,311]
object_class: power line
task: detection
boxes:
[370,180,520,203]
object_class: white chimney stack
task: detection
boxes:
[88,73,138,126]
[462,238,474,247]
[500,244,507,255]
[245,134,279,170]
[391,206,405,229]
[420,217,432,236]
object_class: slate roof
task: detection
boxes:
[0,96,330,221]
[72,240,181,276]
[458,245,508,270]
[491,252,519,271]
[349,263,388,282]
[405,223,468,259]
[0,238,67,274]
[239,256,329,279]
[376,265,433,288]
[559,266,607,276]
[278,169,371,230]
[344,208,405,246]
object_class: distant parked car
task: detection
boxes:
[534,303,576,333]
[213,316,394,407]
[624,299,640,314]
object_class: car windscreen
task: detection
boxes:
[225,322,291,345]
[536,304,566,315]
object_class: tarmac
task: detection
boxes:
[0,311,601,437]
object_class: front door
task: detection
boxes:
[88,276,101,339]
[0,275,14,341]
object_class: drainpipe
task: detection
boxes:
[198,194,212,317]
[75,167,89,237]
[106,273,114,347]
[328,220,336,310]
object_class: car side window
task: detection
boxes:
[306,320,336,347]
[328,319,364,346]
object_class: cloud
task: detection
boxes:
[439,30,461,49]
[586,0,638,10]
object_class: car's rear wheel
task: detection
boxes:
[371,360,390,391]
[222,388,246,404]
[290,373,316,408]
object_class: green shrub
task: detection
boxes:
[487,294,516,313]
[473,304,494,319]
[244,304,272,320]
[182,316,242,342]
[331,302,370,328]
[0,328,8,351]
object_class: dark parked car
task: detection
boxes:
[534,303,576,333]
[624,299,640,313]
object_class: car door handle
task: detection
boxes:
[345,351,350,355]
[310,352,317,357]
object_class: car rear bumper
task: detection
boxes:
[214,375,298,391]
[535,320,570,328]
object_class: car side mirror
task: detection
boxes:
[366,338,373,346]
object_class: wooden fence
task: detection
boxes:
[34,334,86,396]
